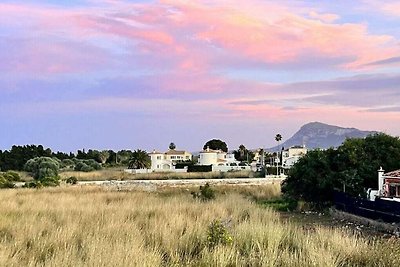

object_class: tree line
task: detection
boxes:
[0,145,139,172]
[282,133,400,207]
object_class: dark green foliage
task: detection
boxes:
[188,165,212,172]
[0,145,52,171]
[74,159,101,172]
[66,176,78,185]
[0,172,15,189]
[233,144,255,163]
[128,149,150,169]
[259,198,298,212]
[1,171,21,182]
[206,220,233,249]
[24,157,60,187]
[203,139,228,152]
[169,142,176,150]
[282,133,400,206]
[60,159,75,169]
[191,183,215,201]
[24,157,59,180]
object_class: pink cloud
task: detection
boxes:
[2,0,399,76]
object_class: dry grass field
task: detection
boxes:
[0,185,399,266]
[59,169,254,181]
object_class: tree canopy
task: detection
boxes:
[203,139,228,152]
[169,142,176,150]
[282,133,400,206]
[128,150,150,169]
[24,157,60,186]
[233,145,254,163]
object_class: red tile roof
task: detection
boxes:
[384,170,400,178]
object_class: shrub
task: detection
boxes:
[191,183,215,201]
[206,219,233,249]
[23,157,60,187]
[2,171,21,182]
[0,176,14,189]
[188,165,212,172]
[66,176,78,185]
[74,159,101,172]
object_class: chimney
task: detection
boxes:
[378,166,385,196]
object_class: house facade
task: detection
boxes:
[198,147,250,172]
[149,149,192,171]
[282,146,307,168]
[378,168,400,198]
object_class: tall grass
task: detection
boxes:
[0,186,399,266]
[60,169,254,181]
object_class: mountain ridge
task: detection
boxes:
[268,121,377,151]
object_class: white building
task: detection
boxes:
[281,146,307,168]
[198,147,250,172]
[149,149,192,171]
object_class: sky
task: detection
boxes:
[1,0,400,153]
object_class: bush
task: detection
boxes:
[66,176,78,185]
[0,176,14,188]
[60,159,75,169]
[191,183,215,201]
[74,159,101,172]
[206,219,233,249]
[2,171,21,182]
[188,165,212,172]
[24,157,60,180]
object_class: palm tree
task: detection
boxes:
[128,149,150,169]
[275,134,282,176]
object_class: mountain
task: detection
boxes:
[269,122,377,151]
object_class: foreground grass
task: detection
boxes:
[0,186,399,266]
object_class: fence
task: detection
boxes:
[334,191,400,223]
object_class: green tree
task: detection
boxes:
[24,157,60,186]
[169,142,176,150]
[233,145,255,163]
[98,150,110,164]
[128,150,150,169]
[282,133,400,206]
[203,139,228,152]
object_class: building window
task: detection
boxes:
[157,156,161,160]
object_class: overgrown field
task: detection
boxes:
[0,185,399,266]
[59,169,254,181]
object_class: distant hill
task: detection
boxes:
[269,122,377,151]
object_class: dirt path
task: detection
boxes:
[77,178,285,187]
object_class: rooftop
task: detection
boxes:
[384,169,400,178]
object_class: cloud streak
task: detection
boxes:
[0,0,400,150]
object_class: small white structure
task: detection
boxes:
[282,145,307,168]
[198,147,250,172]
[149,149,192,172]
[368,167,400,201]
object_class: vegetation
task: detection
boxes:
[128,149,150,169]
[0,186,399,266]
[282,133,400,206]
[24,157,60,187]
[74,159,102,172]
[191,183,216,201]
[0,144,141,172]
[0,171,21,188]
[58,169,253,181]
[203,139,228,152]
[169,142,176,150]
[233,144,255,163]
